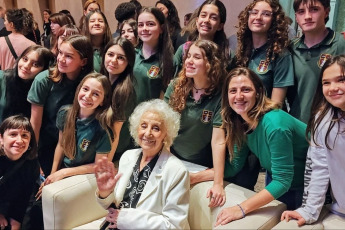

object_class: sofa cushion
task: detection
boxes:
[42,174,107,229]
[189,181,286,229]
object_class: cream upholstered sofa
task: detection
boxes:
[42,174,287,229]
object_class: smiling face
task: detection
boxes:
[137,12,162,46]
[89,12,105,36]
[137,111,167,156]
[17,51,44,80]
[121,23,136,45]
[77,78,105,114]
[248,1,273,35]
[0,128,31,161]
[322,63,345,111]
[295,0,329,34]
[43,11,50,21]
[185,44,209,80]
[57,42,87,80]
[196,4,223,40]
[228,75,257,123]
[104,44,128,80]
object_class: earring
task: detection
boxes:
[27,146,31,150]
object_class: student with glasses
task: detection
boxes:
[230,0,295,192]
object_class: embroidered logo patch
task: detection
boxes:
[147,65,160,79]
[201,110,213,123]
[257,60,269,73]
[318,54,332,68]
[80,139,91,152]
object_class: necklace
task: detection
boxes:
[193,85,205,93]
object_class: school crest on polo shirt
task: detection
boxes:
[80,139,91,152]
[318,54,332,68]
[147,65,160,79]
[201,110,213,123]
[257,60,269,74]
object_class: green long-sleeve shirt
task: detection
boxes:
[225,110,308,199]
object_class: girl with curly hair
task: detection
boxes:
[236,0,293,105]
[165,40,227,208]
[174,0,229,73]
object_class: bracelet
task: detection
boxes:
[237,204,246,218]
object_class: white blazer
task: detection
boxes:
[97,148,190,229]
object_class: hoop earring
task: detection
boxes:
[27,146,31,150]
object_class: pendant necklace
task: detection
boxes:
[193,85,205,93]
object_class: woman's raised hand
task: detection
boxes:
[94,156,121,198]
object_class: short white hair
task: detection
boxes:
[129,99,180,148]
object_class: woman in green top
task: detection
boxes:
[215,67,308,226]
[28,35,93,176]
[165,40,226,208]
[134,7,174,103]
[81,9,112,72]
[100,37,136,161]
[0,45,54,123]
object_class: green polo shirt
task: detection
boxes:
[27,69,83,174]
[164,82,222,168]
[174,43,188,76]
[56,106,111,168]
[134,47,163,104]
[248,44,294,98]
[93,49,101,73]
[288,28,345,123]
[224,109,308,199]
[0,71,5,122]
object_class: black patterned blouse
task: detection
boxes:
[119,152,160,208]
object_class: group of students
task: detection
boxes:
[0,0,345,229]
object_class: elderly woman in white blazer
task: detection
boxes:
[94,99,190,229]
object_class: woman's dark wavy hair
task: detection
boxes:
[183,0,229,61]
[100,37,136,125]
[0,115,37,160]
[5,8,33,34]
[307,55,345,150]
[169,40,225,113]
[221,67,280,160]
[155,0,181,36]
[236,0,289,67]
[138,7,174,89]
[3,45,54,120]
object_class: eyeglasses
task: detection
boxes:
[248,10,273,18]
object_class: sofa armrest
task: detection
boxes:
[189,181,286,229]
[42,174,107,229]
